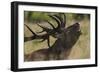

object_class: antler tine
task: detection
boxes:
[46,20,56,29]
[24,23,51,47]
[25,24,37,36]
[24,24,38,42]
[36,30,44,33]
[36,24,51,48]
[53,14,62,28]
[36,24,44,34]
[48,15,61,29]
[37,23,50,33]
[37,24,49,30]
[62,13,66,28]
[54,13,66,28]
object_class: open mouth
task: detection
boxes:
[77,27,82,35]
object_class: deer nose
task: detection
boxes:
[74,23,80,30]
[75,23,80,27]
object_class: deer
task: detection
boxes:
[24,13,82,61]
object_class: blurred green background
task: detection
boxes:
[24,11,90,23]
[24,11,90,60]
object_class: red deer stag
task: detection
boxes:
[24,13,82,61]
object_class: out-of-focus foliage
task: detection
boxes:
[24,11,51,23]
[24,11,90,23]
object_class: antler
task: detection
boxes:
[24,24,55,48]
[24,24,37,42]
[49,13,66,30]
[24,13,66,48]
